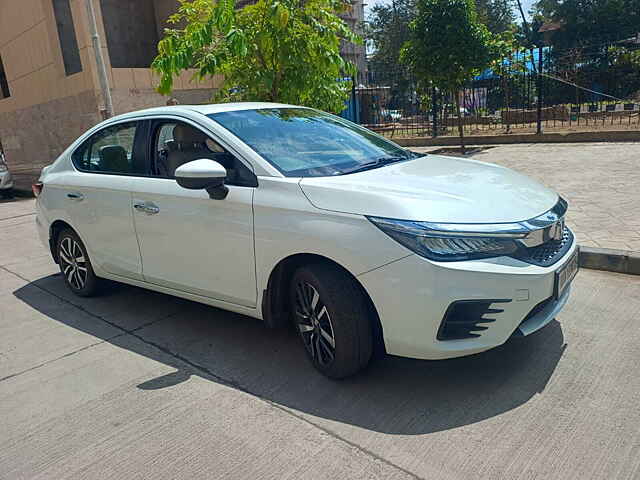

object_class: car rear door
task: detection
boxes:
[65,120,149,281]
[130,118,257,307]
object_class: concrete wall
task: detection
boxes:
[0,0,219,190]
[0,0,100,189]
[0,91,101,189]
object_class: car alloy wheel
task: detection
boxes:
[294,281,336,366]
[59,236,88,290]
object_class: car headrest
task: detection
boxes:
[173,124,207,144]
[99,145,129,173]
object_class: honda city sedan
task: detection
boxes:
[34,103,578,378]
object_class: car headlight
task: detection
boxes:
[368,216,528,261]
[0,161,7,173]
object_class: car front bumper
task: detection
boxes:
[358,236,578,360]
[0,171,13,190]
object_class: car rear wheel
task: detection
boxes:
[56,229,100,297]
[290,263,373,379]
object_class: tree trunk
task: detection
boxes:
[454,89,466,154]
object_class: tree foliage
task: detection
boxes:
[475,0,515,33]
[528,0,640,102]
[532,0,640,48]
[400,0,507,92]
[152,0,361,113]
[366,0,415,74]
[366,0,513,76]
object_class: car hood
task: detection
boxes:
[298,155,559,223]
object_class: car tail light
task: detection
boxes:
[32,182,43,197]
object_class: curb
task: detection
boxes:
[394,130,640,147]
[580,247,640,276]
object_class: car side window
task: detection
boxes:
[72,122,146,175]
[151,121,257,187]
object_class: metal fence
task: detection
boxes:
[345,38,640,138]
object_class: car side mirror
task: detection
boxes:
[175,159,228,200]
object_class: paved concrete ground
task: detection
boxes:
[415,142,640,251]
[2,198,640,479]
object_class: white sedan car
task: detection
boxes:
[35,103,578,378]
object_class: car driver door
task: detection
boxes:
[130,119,257,308]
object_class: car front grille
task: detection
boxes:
[514,226,574,267]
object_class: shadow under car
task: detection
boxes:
[13,273,566,436]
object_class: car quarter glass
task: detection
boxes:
[71,121,144,175]
[35,102,579,379]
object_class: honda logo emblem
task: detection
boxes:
[552,220,564,240]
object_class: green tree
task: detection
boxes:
[401,0,506,151]
[152,0,360,113]
[475,0,515,33]
[366,0,512,74]
[365,0,416,117]
[366,0,415,75]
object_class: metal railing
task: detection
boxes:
[345,40,640,138]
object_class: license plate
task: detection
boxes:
[555,248,579,299]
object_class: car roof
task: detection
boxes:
[109,102,305,122]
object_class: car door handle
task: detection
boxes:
[67,192,84,201]
[134,202,159,215]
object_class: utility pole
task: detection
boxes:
[85,0,114,119]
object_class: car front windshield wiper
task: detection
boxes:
[340,156,410,175]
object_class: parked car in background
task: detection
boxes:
[0,149,14,198]
[380,108,402,122]
[33,103,578,378]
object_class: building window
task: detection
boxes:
[100,0,160,68]
[0,55,10,99]
[52,0,83,75]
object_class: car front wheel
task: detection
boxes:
[56,229,100,297]
[290,263,373,379]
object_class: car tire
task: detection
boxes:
[290,263,373,379]
[56,228,100,297]
[0,188,13,199]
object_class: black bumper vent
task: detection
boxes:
[438,299,512,341]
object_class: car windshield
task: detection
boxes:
[207,108,414,177]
